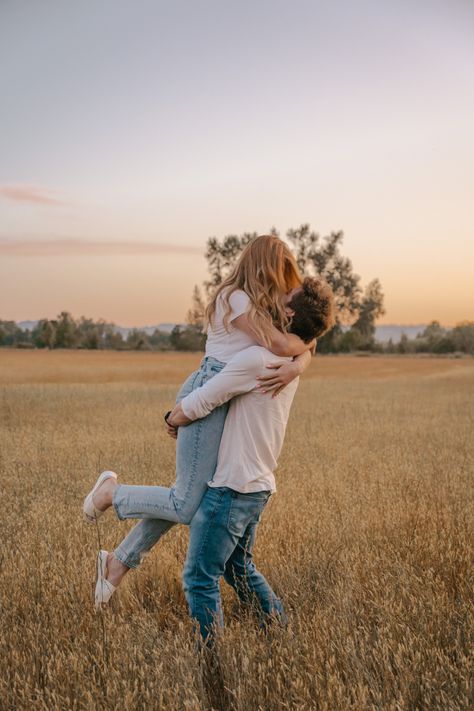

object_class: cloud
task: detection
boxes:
[0,238,203,257]
[0,185,67,206]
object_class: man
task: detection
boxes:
[166,277,335,641]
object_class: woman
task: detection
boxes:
[83,235,314,607]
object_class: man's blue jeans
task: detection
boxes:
[182,486,286,641]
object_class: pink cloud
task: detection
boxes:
[0,185,67,206]
[0,238,203,257]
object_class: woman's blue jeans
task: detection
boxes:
[182,486,286,642]
[113,356,228,569]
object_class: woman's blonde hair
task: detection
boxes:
[206,235,303,345]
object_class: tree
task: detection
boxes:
[0,320,25,346]
[397,333,415,354]
[32,319,56,349]
[420,321,445,341]
[77,317,107,349]
[337,328,366,353]
[104,326,124,350]
[350,279,386,347]
[126,330,151,350]
[55,312,78,348]
[286,226,362,327]
[203,232,256,296]
[186,285,206,331]
[148,328,172,350]
[451,321,474,354]
[84,327,101,349]
[170,324,206,351]
[414,321,447,353]
[386,337,395,354]
[173,284,209,352]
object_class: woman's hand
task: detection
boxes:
[256,360,301,398]
[164,403,193,439]
[166,422,178,439]
[256,348,314,397]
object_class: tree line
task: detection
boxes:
[2,225,473,354]
[2,314,473,355]
[0,313,178,351]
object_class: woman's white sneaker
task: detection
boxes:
[83,470,117,524]
[95,550,116,610]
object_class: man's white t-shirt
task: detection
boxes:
[205,289,257,363]
[180,346,299,493]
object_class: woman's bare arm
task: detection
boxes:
[232,313,310,357]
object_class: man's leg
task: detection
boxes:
[224,520,287,627]
[182,488,244,642]
[182,487,271,642]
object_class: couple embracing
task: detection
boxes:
[83,235,335,644]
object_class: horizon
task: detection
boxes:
[12,317,445,331]
[1,1,473,325]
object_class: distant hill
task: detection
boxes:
[374,324,426,343]
[17,320,38,331]
[111,323,183,337]
[17,320,427,343]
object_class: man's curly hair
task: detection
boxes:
[287,277,336,343]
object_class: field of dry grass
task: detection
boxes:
[1,350,472,710]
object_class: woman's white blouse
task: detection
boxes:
[205,289,257,363]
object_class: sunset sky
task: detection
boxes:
[1,0,473,326]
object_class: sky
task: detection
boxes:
[0,0,473,327]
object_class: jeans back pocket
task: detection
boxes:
[227,494,267,537]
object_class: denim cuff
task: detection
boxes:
[114,546,140,569]
[112,484,126,521]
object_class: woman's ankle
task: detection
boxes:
[106,552,129,587]
[93,479,117,511]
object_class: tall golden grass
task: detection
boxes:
[0,351,472,710]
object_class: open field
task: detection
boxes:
[1,351,473,710]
